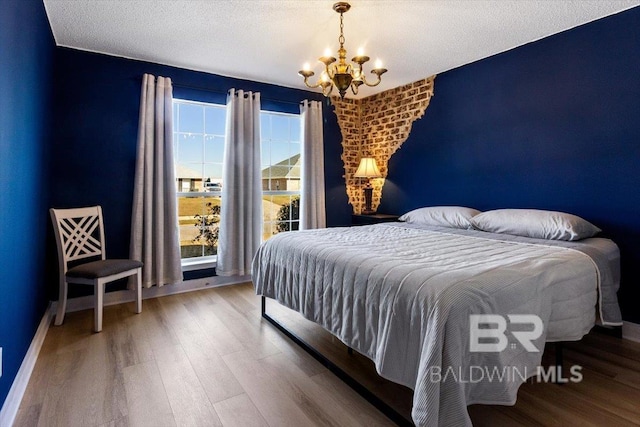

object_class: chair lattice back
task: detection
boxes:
[50,206,106,271]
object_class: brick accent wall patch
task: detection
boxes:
[332,76,436,214]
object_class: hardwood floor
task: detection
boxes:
[14,282,640,427]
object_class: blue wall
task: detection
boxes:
[0,0,54,410]
[379,7,640,323]
[48,48,349,293]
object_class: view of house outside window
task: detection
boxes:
[261,111,301,238]
[173,99,301,261]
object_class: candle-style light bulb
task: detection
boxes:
[374,59,383,69]
[303,62,311,71]
[357,47,364,56]
[324,47,332,57]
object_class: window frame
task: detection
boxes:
[173,98,301,270]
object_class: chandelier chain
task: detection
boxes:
[339,13,345,47]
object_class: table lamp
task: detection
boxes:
[354,157,382,214]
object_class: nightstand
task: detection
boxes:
[351,213,400,226]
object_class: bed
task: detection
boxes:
[252,208,622,426]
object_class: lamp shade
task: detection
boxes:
[354,157,382,178]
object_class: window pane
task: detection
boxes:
[270,141,289,165]
[261,146,271,168]
[290,118,301,143]
[288,165,301,182]
[178,134,203,163]
[205,106,225,135]
[203,163,223,181]
[178,195,201,258]
[262,221,272,242]
[176,163,203,192]
[177,195,221,258]
[289,142,301,159]
[178,103,204,133]
[205,135,224,163]
[271,114,289,140]
[260,112,271,140]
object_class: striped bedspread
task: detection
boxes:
[252,223,621,426]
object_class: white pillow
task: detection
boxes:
[399,206,481,229]
[469,209,601,241]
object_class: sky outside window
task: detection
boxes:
[174,101,297,181]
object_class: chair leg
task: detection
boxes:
[55,280,68,326]
[135,268,142,314]
[94,281,104,333]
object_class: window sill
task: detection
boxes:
[181,256,217,272]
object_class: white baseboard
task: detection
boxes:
[0,303,53,427]
[622,321,640,343]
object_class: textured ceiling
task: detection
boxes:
[43,0,640,98]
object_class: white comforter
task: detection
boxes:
[252,223,621,426]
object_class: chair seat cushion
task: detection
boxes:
[66,259,143,279]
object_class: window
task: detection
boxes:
[260,111,301,239]
[173,99,301,264]
[174,100,225,261]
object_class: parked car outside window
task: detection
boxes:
[204,182,222,192]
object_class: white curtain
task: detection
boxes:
[130,73,182,288]
[217,89,262,276]
[300,100,326,229]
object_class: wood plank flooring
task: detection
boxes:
[14,282,640,427]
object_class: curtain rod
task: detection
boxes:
[171,82,315,107]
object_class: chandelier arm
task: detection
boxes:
[303,79,327,89]
[326,65,335,79]
[361,69,388,87]
[322,83,334,97]
[360,73,379,87]
[299,73,327,89]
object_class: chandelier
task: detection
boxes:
[298,2,387,100]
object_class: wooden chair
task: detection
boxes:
[50,206,143,332]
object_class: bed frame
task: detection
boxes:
[261,295,414,425]
[261,295,570,426]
